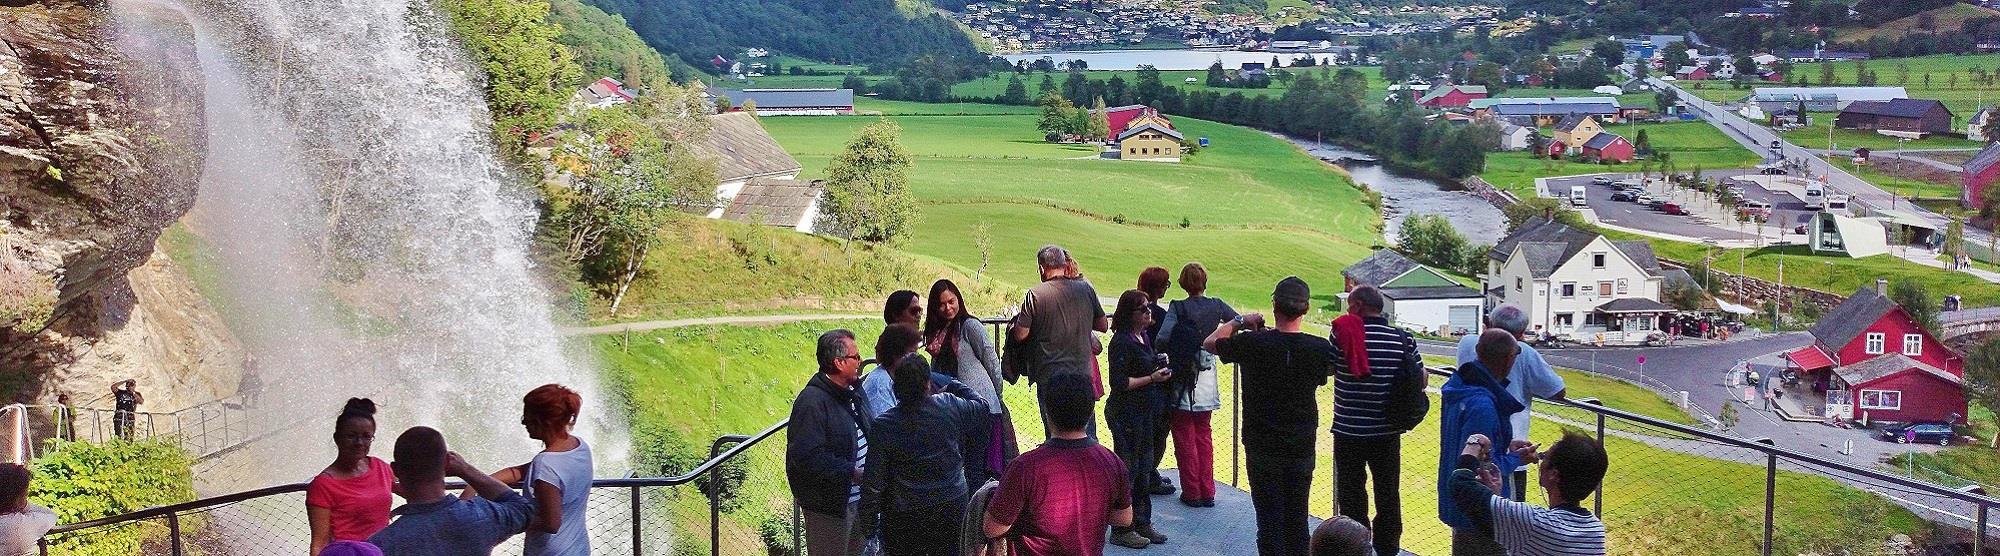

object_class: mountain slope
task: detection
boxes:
[583,0,978,70]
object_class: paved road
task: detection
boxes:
[1652,77,2000,255]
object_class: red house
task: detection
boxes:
[1545,139,1567,159]
[1673,66,1711,80]
[1963,142,2000,210]
[1103,105,1164,138]
[1785,282,1967,425]
[1417,85,1490,109]
[1580,133,1634,162]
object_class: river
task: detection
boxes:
[1000,49,1340,71]
[1281,135,1510,245]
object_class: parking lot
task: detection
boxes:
[1543,168,1814,244]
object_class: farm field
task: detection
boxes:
[947,65,1387,101]
[1834,3,2000,44]
[760,108,1384,306]
[1763,53,2000,119]
[1611,235,2000,307]
[607,320,1927,556]
[1780,121,1985,152]
[1478,121,1766,194]
[1829,157,1965,200]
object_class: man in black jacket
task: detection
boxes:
[787,329,872,556]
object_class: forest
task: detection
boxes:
[582,0,979,69]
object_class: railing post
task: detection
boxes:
[147,413,157,440]
[167,511,184,556]
[630,485,642,556]
[1976,503,1987,556]
[1753,437,1776,556]
[1231,362,1240,488]
[791,503,802,556]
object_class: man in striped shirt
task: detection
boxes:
[1448,430,1609,556]
[1329,286,1413,556]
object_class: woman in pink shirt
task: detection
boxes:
[307,398,394,555]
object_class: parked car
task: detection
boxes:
[1661,203,1688,215]
[1634,193,1657,205]
[1758,166,1788,175]
[1610,191,1638,202]
[1591,176,1615,185]
[1881,422,1955,445]
[1642,197,1666,208]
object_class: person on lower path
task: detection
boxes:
[1455,304,1566,501]
[1154,262,1236,508]
[859,354,988,556]
[1447,431,1608,556]
[1205,276,1333,556]
[1328,286,1413,556]
[477,384,592,556]
[112,380,142,439]
[1106,290,1173,549]
[309,399,393,556]
[1438,330,1527,556]
[368,427,534,556]
[982,373,1132,556]
[787,329,872,556]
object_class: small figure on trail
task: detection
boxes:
[112,380,143,440]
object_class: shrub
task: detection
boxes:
[0,265,58,333]
[31,439,195,556]
[758,511,802,556]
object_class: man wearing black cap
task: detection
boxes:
[1203,276,1334,556]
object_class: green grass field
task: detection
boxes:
[1780,120,1985,152]
[1829,157,1965,200]
[1478,121,1766,194]
[1835,3,2000,44]
[1777,53,2000,120]
[1610,235,2000,307]
[605,320,1927,556]
[759,108,1384,308]
[948,66,1389,101]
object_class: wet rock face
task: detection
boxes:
[1,0,208,397]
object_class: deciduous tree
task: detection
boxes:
[1889,278,1941,335]
[822,119,916,245]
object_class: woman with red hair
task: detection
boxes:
[484,384,593,555]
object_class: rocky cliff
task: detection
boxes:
[2,0,239,411]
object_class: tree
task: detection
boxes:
[1000,75,1029,105]
[1206,62,1229,88]
[1734,54,1758,81]
[1436,125,1489,178]
[841,74,869,95]
[1663,41,1693,72]
[1946,216,1966,260]
[1037,74,1057,96]
[821,119,916,245]
[1397,214,1468,270]
[1134,65,1164,106]
[1889,278,1941,335]
[1718,400,1740,431]
[1665,280,1706,311]
[438,0,581,152]
[1036,92,1078,139]
[1459,243,1492,278]
[1591,39,1626,66]
[1820,62,1836,85]
[1503,198,1585,231]
[548,86,718,313]
[1634,129,1652,155]
[972,222,993,282]
[1085,97,1112,143]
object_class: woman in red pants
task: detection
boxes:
[1154,263,1237,507]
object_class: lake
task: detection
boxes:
[1000,49,1342,71]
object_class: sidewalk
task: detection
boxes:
[1891,247,2000,284]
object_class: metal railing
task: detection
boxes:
[37,418,799,556]
[34,351,2000,555]
[3,396,252,463]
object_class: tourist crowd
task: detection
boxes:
[787,245,1609,556]
[0,245,1609,556]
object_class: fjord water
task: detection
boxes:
[123,0,618,486]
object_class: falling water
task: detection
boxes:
[118,0,621,486]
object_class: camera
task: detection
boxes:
[1151,353,1170,370]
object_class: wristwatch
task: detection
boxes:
[1232,315,1245,327]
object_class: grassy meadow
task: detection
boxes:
[759,107,1385,307]
[1779,120,1985,152]
[604,319,1928,556]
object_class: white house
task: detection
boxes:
[1343,249,1485,335]
[1484,218,1673,343]
[1495,122,1534,151]
[699,112,819,232]
[1971,107,1998,142]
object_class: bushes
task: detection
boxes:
[31,439,195,556]
[0,264,57,333]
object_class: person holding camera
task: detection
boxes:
[1448,431,1608,556]
[1106,290,1175,548]
[1204,276,1334,556]
[1438,330,1528,556]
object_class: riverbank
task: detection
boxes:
[1281,134,1509,243]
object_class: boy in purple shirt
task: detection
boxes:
[982,374,1132,556]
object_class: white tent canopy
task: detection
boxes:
[1592,85,1624,95]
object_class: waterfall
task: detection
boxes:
[124,0,621,485]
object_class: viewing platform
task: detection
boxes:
[1127,472,1420,555]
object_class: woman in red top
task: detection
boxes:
[306,398,394,555]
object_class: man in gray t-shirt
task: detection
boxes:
[1010,245,1109,438]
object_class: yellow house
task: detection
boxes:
[1554,115,1603,152]
[1118,122,1183,161]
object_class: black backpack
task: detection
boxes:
[1385,331,1430,433]
[1161,302,1206,398]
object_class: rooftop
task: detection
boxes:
[703,112,803,182]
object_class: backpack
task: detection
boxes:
[1385,331,1430,433]
[1161,301,1206,399]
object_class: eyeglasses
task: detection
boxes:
[907,306,923,316]
[841,354,862,361]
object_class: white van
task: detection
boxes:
[1570,185,1589,207]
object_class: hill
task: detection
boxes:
[548,0,704,87]
[580,0,978,70]
[1836,2,2000,44]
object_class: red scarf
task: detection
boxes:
[1332,313,1371,378]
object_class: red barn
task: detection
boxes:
[1545,139,1567,159]
[1580,133,1634,162]
[1786,282,1967,425]
[1417,85,1490,109]
[1103,105,1163,138]
[1964,142,2000,210]
[1673,66,1710,80]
